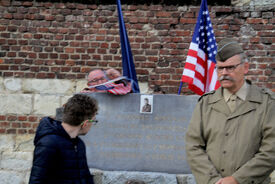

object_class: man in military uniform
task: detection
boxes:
[185,38,275,184]
[142,98,152,112]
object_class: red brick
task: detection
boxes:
[36,73,47,78]
[18,116,27,121]
[0,121,10,128]
[80,67,91,73]
[13,13,24,20]
[71,55,80,59]
[18,129,27,134]
[65,48,74,53]
[98,62,108,67]
[59,54,68,59]
[0,65,9,70]
[148,57,158,62]
[55,60,65,65]
[21,123,32,128]
[14,72,24,77]
[51,67,60,72]
[75,35,83,40]
[7,52,16,57]
[25,73,35,78]
[39,53,48,59]
[250,37,260,43]
[18,52,27,57]
[258,31,274,37]
[40,67,49,72]
[97,49,106,54]
[81,55,90,60]
[247,18,264,24]
[93,55,101,60]
[23,33,32,39]
[96,36,105,41]
[45,15,54,21]
[28,129,35,134]
[0,116,6,121]
[10,65,19,70]
[91,42,100,47]
[72,67,80,72]
[0,129,5,134]
[7,115,17,121]
[180,18,197,24]
[12,122,21,128]
[7,129,16,134]
[65,60,75,66]
[145,50,158,55]
[61,67,71,72]
[86,61,97,66]
[30,66,39,72]
[47,73,55,78]
[3,71,13,77]
[55,35,63,40]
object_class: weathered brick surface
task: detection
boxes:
[0,1,274,94]
[0,114,40,134]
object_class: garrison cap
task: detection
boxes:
[216,38,243,62]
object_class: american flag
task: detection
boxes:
[88,77,132,95]
[179,0,220,95]
[106,82,132,95]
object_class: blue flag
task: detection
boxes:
[116,0,140,93]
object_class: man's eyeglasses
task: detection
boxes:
[81,119,98,127]
[216,63,243,73]
[88,77,106,84]
[87,119,98,125]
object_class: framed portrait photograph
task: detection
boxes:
[140,95,153,114]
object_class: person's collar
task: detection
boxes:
[223,81,248,101]
[223,89,232,102]
[235,81,248,101]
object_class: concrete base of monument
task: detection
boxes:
[90,169,196,184]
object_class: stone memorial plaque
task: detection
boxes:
[57,93,199,174]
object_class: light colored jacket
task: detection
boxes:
[185,84,275,184]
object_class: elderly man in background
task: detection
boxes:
[185,38,275,184]
[82,68,132,95]
[81,69,108,93]
[105,68,122,80]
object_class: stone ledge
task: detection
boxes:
[89,169,195,184]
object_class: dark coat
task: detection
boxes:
[29,117,94,184]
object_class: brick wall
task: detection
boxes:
[0,1,274,93]
[0,114,39,134]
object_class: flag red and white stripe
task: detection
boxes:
[87,77,132,95]
[106,82,132,95]
[180,0,220,95]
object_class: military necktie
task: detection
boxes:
[228,94,237,112]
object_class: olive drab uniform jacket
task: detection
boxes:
[185,84,275,184]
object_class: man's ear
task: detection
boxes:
[81,120,87,128]
[244,62,249,74]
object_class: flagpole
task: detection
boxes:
[178,82,183,95]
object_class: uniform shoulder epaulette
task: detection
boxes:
[198,90,215,101]
[261,88,275,100]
